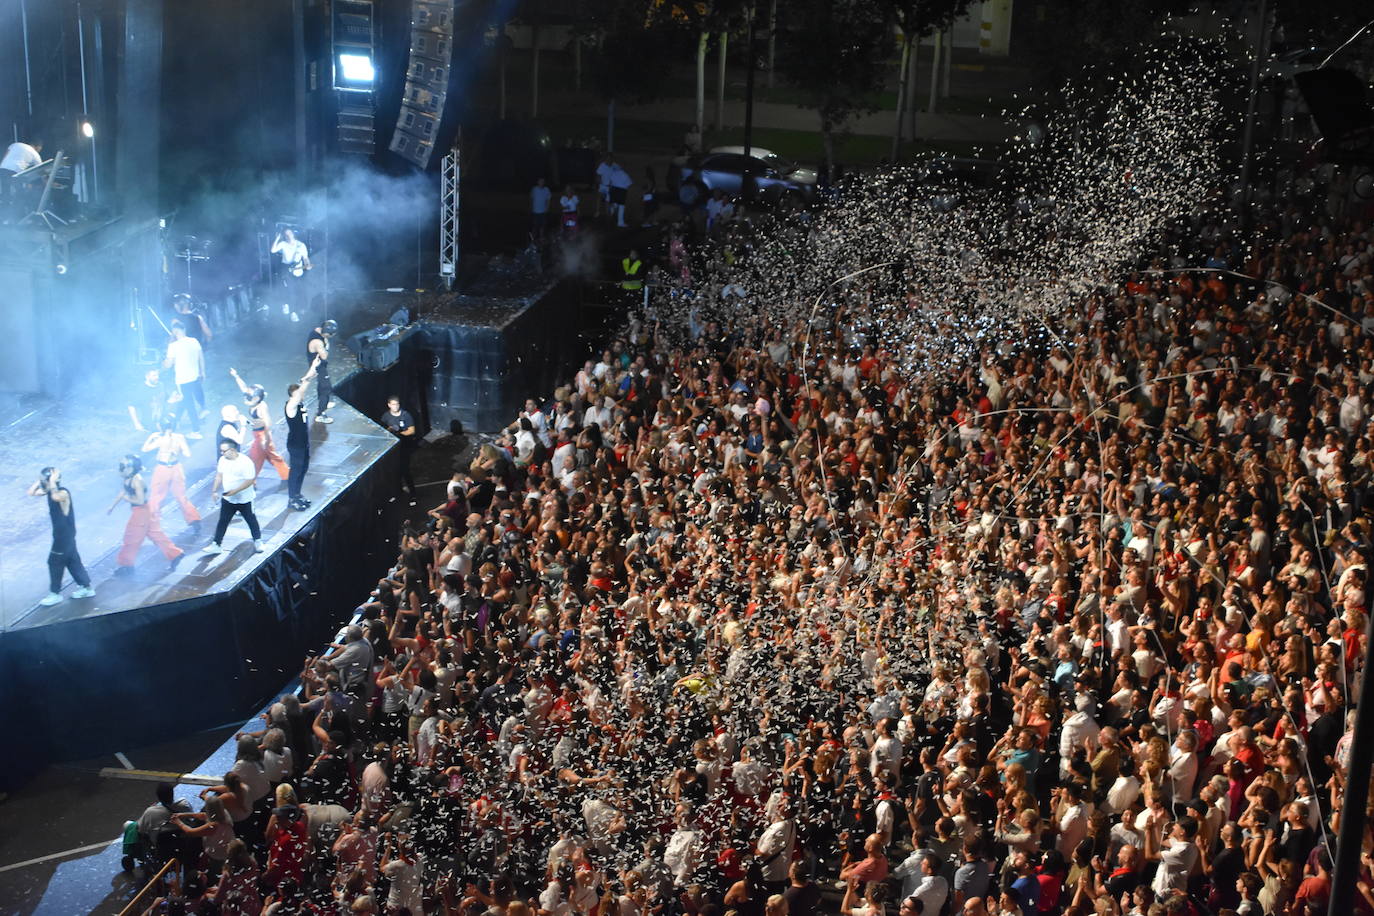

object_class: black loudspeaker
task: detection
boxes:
[389,0,455,168]
[358,336,400,371]
[332,0,378,155]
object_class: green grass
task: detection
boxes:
[725,83,1006,117]
[533,113,985,167]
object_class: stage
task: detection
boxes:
[0,291,411,787]
[0,264,583,789]
[0,310,398,630]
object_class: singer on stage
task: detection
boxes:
[28,467,96,606]
[270,228,312,319]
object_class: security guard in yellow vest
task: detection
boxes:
[620,249,643,293]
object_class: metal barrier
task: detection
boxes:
[117,857,178,916]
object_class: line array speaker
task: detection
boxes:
[389,0,456,169]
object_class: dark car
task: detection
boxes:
[909,156,1004,211]
[676,146,818,207]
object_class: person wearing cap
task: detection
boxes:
[306,319,337,424]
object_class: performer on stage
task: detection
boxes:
[142,416,201,529]
[129,368,168,432]
[171,293,213,348]
[229,367,289,482]
[109,455,183,572]
[163,319,207,439]
[283,359,319,511]
[380,396,418,495]
[28,466,95,606]
[306,320,337,424]
[1,138,42,219]
[216,405,247,454]
[270,228,311,319]
[204,440,263,555]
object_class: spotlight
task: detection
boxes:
[338,53,375,84]
[81,121,94,139]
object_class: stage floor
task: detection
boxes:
[0,307,398,631]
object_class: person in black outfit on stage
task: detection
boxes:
[28,467,96,606]
[380,396,418,496]
[284,359,320,511]
[306,320,336,424]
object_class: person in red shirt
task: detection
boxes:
[840,833,890,911]
[1229,728,1265,789]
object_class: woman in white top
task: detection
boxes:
[170,796,236,873]
[261,728,295,784]
[230,735,271,806]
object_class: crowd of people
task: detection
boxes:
[133,196,1374,916]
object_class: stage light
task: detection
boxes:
[81,121,94,139]
[338,53,375,83]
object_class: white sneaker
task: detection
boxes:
[315,415,334,424]
[282,303,290,315]
[72,586,96,599]
[203,543,223,555]
[326,400,337,410]
[253,539,266,553]
[39,592,63,606]
[290,312,300,323]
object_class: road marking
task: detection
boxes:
[0,839,118,874]
[97,767,220,786]
[115,752,134,770]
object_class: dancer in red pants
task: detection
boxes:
[229,367,290,481]
[142,416,202,529]
[109,455,183,571]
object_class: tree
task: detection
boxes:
[1018,0,1198,91]
[583,0,678,150]
[651,0,748,138]
[882,0,978,159]
[775,0,892,177]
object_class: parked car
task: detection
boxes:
[676,146,818,207]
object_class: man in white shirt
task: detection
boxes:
[1167,730,1200,802]
[1148,815,1199,895]
[756,808,797,886]
[609,161,633,228]
[1060,695,1100,777]
[1,138,43,217]
[595,154,614,218]
[270,228,312,319]
[162,319,207,438]
[204,440,264,554]
[663,804,703,884]
[907,854,950,916]
[530,177,552,241]
[1055,782,1090,856]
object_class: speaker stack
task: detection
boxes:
[389,0,457,169]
